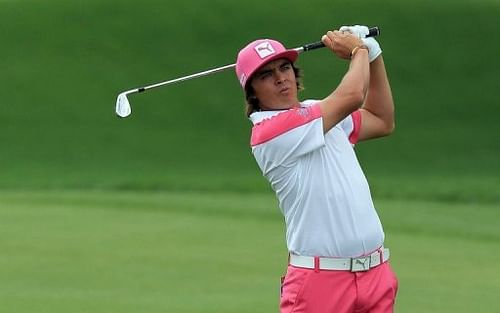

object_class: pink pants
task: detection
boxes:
[280,262,398,313]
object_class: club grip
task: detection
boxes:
[367,26,380,37]
[301,26,380,52]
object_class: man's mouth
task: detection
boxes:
[280,87,290,94]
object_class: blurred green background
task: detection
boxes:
[1,0,499,312]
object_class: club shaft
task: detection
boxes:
[135,63,236,94]
[126,26,380,95]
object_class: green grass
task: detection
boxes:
[1,190,499,313]
[0,0,499,200]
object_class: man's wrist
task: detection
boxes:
[350,45,369,58]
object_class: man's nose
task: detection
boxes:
[275,72,285,84]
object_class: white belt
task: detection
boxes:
[289,248,390,272]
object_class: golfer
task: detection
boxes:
[235,25,397,313]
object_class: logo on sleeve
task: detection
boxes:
[254,41,276,59]
[297,107,310,118]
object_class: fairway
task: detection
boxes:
[1,191,499,313]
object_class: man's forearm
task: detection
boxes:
[319,48,370,133]
[335,48,370,102]
[361,56,395,132]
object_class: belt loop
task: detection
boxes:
[377,247,383,264]
[314,257,320,273]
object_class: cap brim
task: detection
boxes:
[245,50,299,88]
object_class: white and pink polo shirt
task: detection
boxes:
[250,100,385,258]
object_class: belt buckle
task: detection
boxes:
[350,256,371,272]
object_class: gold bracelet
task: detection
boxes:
[350,45,368,58]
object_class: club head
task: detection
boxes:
[116,92,131,118]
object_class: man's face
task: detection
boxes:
[250,58,300,111]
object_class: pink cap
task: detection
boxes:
[235,39,298,89]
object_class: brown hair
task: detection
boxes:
[244,63,303,117]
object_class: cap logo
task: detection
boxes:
[254,41,275,59]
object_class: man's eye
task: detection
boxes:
[281,64,291,70]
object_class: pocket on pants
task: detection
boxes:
[280,266,311,313]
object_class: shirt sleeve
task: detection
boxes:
[251,104,325,170]
[339,110,362,145]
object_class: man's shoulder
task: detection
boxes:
[250,105,322,147]
[301,99,320,107]
[249,110,283,125]
[249,99,320,125]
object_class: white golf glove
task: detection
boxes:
[340,25,382,62]
[340,25,370,38]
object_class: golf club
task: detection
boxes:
[115,26,380,118]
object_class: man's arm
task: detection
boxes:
[319,31,370,133]
[358,55,395,141]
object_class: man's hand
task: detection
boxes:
[340,25,382,62]
[321,30,365,60]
